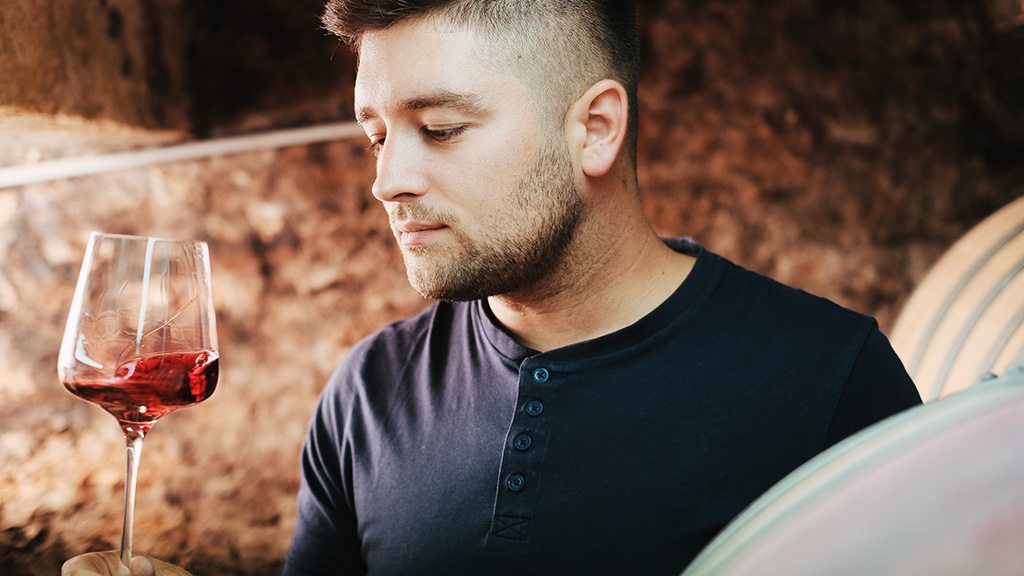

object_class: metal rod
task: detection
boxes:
[0,121,364,190]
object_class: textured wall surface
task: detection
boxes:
[0,0,355,135]
[1,0,1022,573]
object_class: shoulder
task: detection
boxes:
[320,301,470,399]
[350,303,446,361]
[706,249,874,336]
[663,239,873,336]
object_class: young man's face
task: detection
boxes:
[354,16,584,302]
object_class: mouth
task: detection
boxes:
[393,221,449,247]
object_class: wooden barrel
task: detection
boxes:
[889,194,1024,401]
[681,369,1024,576]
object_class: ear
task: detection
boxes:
[567,79,629,178]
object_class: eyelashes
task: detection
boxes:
[421,125,467,142]
[365,125,469,157]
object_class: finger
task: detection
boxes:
[131,556,156,576]
[61,551,125,576]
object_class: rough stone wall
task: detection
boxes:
[0,0,190,130]
[0,0,355,135]
[1,0,1022,574]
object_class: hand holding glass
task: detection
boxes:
[58,233,219,572]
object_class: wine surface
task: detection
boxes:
[64,350,219,435]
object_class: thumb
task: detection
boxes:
[131,556,156,576]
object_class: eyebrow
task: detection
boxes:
[356,90,487,125]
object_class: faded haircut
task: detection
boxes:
[322,0,640,163]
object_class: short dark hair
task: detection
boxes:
[322,0,640,163]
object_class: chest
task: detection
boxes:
[346,355,827,575]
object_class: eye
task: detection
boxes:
[365,136,385,157]
[422,125,467,143]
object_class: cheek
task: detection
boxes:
[457,137,537,201]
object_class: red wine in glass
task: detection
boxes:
[63,350,219,436]
[58,232,219,571]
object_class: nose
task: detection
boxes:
[371,135,428,203]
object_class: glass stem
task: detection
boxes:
[120,429,145,570]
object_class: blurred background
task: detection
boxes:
[1,0,1022,573]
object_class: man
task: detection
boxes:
[64,1,922,574]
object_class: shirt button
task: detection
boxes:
[507,473,525,492]
[525,400,544,417]
[532,367,549,383]
[513,433,532,451]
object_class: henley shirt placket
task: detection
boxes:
[488,357,557,544]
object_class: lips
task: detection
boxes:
[395,221,445,234]
[393,221,448,247]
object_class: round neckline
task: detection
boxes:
[474,238,718,367]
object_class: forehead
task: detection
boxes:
[354,17,526,117]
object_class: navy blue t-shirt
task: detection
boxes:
[284,240,921,575]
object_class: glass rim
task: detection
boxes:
[88,231,209,246]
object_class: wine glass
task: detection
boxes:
[58,232,219,572]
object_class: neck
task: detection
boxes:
[487,194,695,352]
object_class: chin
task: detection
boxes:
[407,269,485,303]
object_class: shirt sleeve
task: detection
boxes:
[282,385,367,576]
[824,324,923,448]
